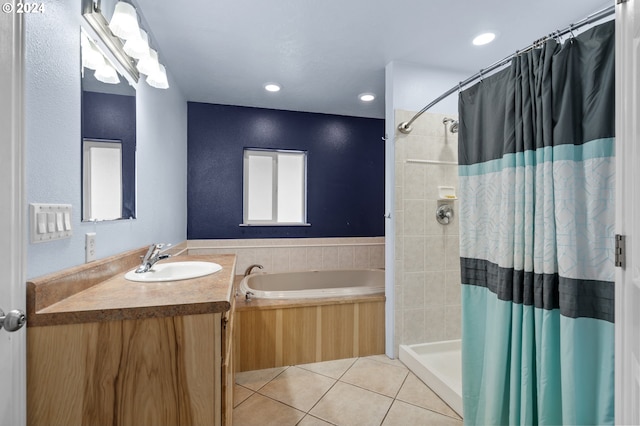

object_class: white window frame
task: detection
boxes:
[82,138,123,221]
[242,148,310,226]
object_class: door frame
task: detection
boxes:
[614,0,639,424]
[0,3,26,425]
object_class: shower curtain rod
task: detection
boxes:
[397,4,615,134]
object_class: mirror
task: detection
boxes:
[81,29,137,221]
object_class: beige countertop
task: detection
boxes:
[27,251,236,327]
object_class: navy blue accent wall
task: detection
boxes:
[82,91,136,218]
[187,102,385,239]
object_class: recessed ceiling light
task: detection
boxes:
[359,93,375,102]
[472,32,496,46]
[264,83,281,92]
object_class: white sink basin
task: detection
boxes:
[124,261,222,282]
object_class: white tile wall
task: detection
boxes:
[187,237,385,275]
[394,110,461,355]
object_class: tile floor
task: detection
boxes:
[233,355,463,426]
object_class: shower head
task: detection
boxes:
[443,117,459,134]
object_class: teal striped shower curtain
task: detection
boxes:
[459,21,615,425]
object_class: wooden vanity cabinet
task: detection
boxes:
[27,309,235,426]
[221,294,236,425]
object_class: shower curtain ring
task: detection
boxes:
[479,69,484,82]
[569,25,576,43]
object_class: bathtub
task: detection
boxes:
[399,340,463,417]
[235,269,386,371]
[239,269,385,299]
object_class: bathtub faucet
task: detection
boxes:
[244,264,263,276]
[135,243,171,273]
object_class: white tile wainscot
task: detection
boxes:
[186,237,385,274]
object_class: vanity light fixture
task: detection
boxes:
[94,58,121,84]
[83,0,169,89]
[123,28,150,59]
[359,93,375,102]
[147,64,169,89]
[108,2,140,40]
[137,48,160,76]
[81,33,104,71]
[472,32,496,46]
[264,83,281,92]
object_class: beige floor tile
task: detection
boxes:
[340,358,409,397]
[365,354,409,369]
[309,381,393,426]
[235,366,288,391]
[396,373,461,419]
[297,357,357,379]
[233,384,254,408]
[382,400,463,426]
[258,366,336,412]
[232,393,305,426]
[297,414,335,426]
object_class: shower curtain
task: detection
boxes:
[458,21,615,425]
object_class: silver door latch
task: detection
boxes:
[0,308,26,332]
[615,234,626,269]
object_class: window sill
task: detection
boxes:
[239,223,312,227]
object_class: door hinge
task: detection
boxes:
[615,234,626,269]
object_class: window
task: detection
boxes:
[243,149,308,225]
[82,139,123,221]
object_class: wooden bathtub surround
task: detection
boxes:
[27,250,237,426]
[234,289,385,372]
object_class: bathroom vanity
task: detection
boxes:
[26,248,236,426]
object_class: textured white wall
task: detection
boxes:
[390,61,468,116]
[25,1,187,279]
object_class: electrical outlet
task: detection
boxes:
[85,233,96,262]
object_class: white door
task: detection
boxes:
[0,4,27,426]
[615,0,640,424]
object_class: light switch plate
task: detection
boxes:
[30,204,73,243]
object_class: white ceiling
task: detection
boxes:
[133,0,612,119]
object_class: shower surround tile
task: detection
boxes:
[404,237,425,272]
[404,199,426,235]
[395,110,461,353]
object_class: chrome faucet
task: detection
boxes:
[135,243,171,273]
[244,264,263,277]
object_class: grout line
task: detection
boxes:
[232,384,255,408]
[392,370,410,400]
[379,398,395,426]
[295,414,339,426]
[235,357,463,425]
[305,378,340,422]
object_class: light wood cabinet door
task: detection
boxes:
[28,313,221,426]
